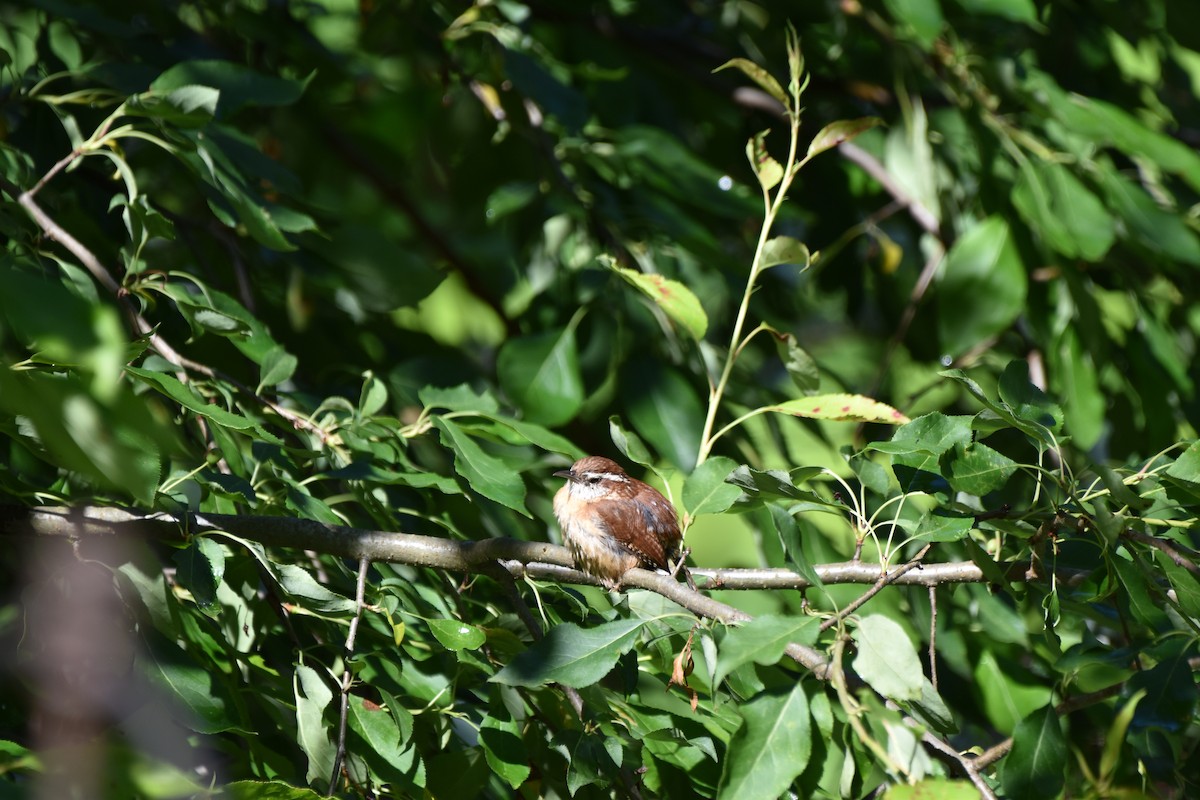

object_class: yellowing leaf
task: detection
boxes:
[768,393,909,424]
[807,117,883,158]
[713,57,788,107]
[761,236,812,270]
[746,130,783,191]
[610,265,708,340]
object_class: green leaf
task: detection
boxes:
[937,216,1027,357]
[126,86,219,126]
[222,781,329,799]
[621,362,704,471]
[427,619,487,651]
[310,223,443,311]
[126,366,257,430]
[1100,171,1200,265]
[359,372,388,417]
[1157,552,1200,621]
[480,701,531,790]
[946,442,1017,495]
[610,264,708,341]
[713,616,820,687]
[770,329,820,393]
[491,621,645,688]
[683,457,743,517]
[1128,646,1196,730]
[882,779,978,799]
[913,512,973,542]
[760,504,826,589]
[746,130,783,191]
[853,615,923,702]
[285,486,342,525]
[478,414,583,459]
[143,632,239,734]
[998,360,1064,431]
[276,565,356,613]
[760,237,813,270]
[151,59,308,115]
[1167,440,1200,484]
[419,384,500,414]
[882,0,945,49]
[713,58,788,107]
[1055,327,1104,449]
[956,0,1038,23]
[725,465,827,508]
[806,117,883,158]
[974,650,1053,734]
[717,682,811,800]
[173,537,225,608]
[294,664,335,785]
[872,412,973,473]
[766,394,909,424]
[939,368,1057,448]
[903,678,957,735]
[1100,690,1145,783]
[433,418,530,516]
[347,694,407,766]
[609,415,655,468]
[1000,706,1067,800]
[1111,557,1169,629]
[1012,162,1114,260]
[258,345,298,390]
[496,326,584,426]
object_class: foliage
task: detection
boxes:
[2,1,1200,799]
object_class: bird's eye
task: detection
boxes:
[587,475,601,485]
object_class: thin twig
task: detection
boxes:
[972,684,1123,772]
[819,545,933,632]
[839,142,940,236]
[1124,529,1200,576]
[3,174,328,443]
[920,730,998,800]
[329,557,370,794]
[928,584,939,692]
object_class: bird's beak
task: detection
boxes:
[553,469,574,481]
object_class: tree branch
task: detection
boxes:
[2,505,840,676]
[0,504,1063,682]
[819,544,932,632]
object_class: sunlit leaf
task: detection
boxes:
[433,418,530,516]
[937,216,1027,358]
[610,264,708,341]
[766,394,909,424]
[428,619,487,651]
[713,616,820,687]
[760,236,812,270]
[490,620,645,688]
[497,326,584,426]
[806,117,882,158]
[713,58,788,107]
[683,457,743,517]
[853,615,923,702]
[746,130,783,191]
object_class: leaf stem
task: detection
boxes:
[697,91,803,466]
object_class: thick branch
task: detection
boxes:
[1,505,843,675]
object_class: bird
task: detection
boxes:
[553,455,693,591]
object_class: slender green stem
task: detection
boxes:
[697,108,803,466]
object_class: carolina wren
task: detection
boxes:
[553,456,693,590]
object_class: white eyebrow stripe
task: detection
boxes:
[582,472,629,482]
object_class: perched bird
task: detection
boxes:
[553,455,693,590]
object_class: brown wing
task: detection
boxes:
[591,492,680,570]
